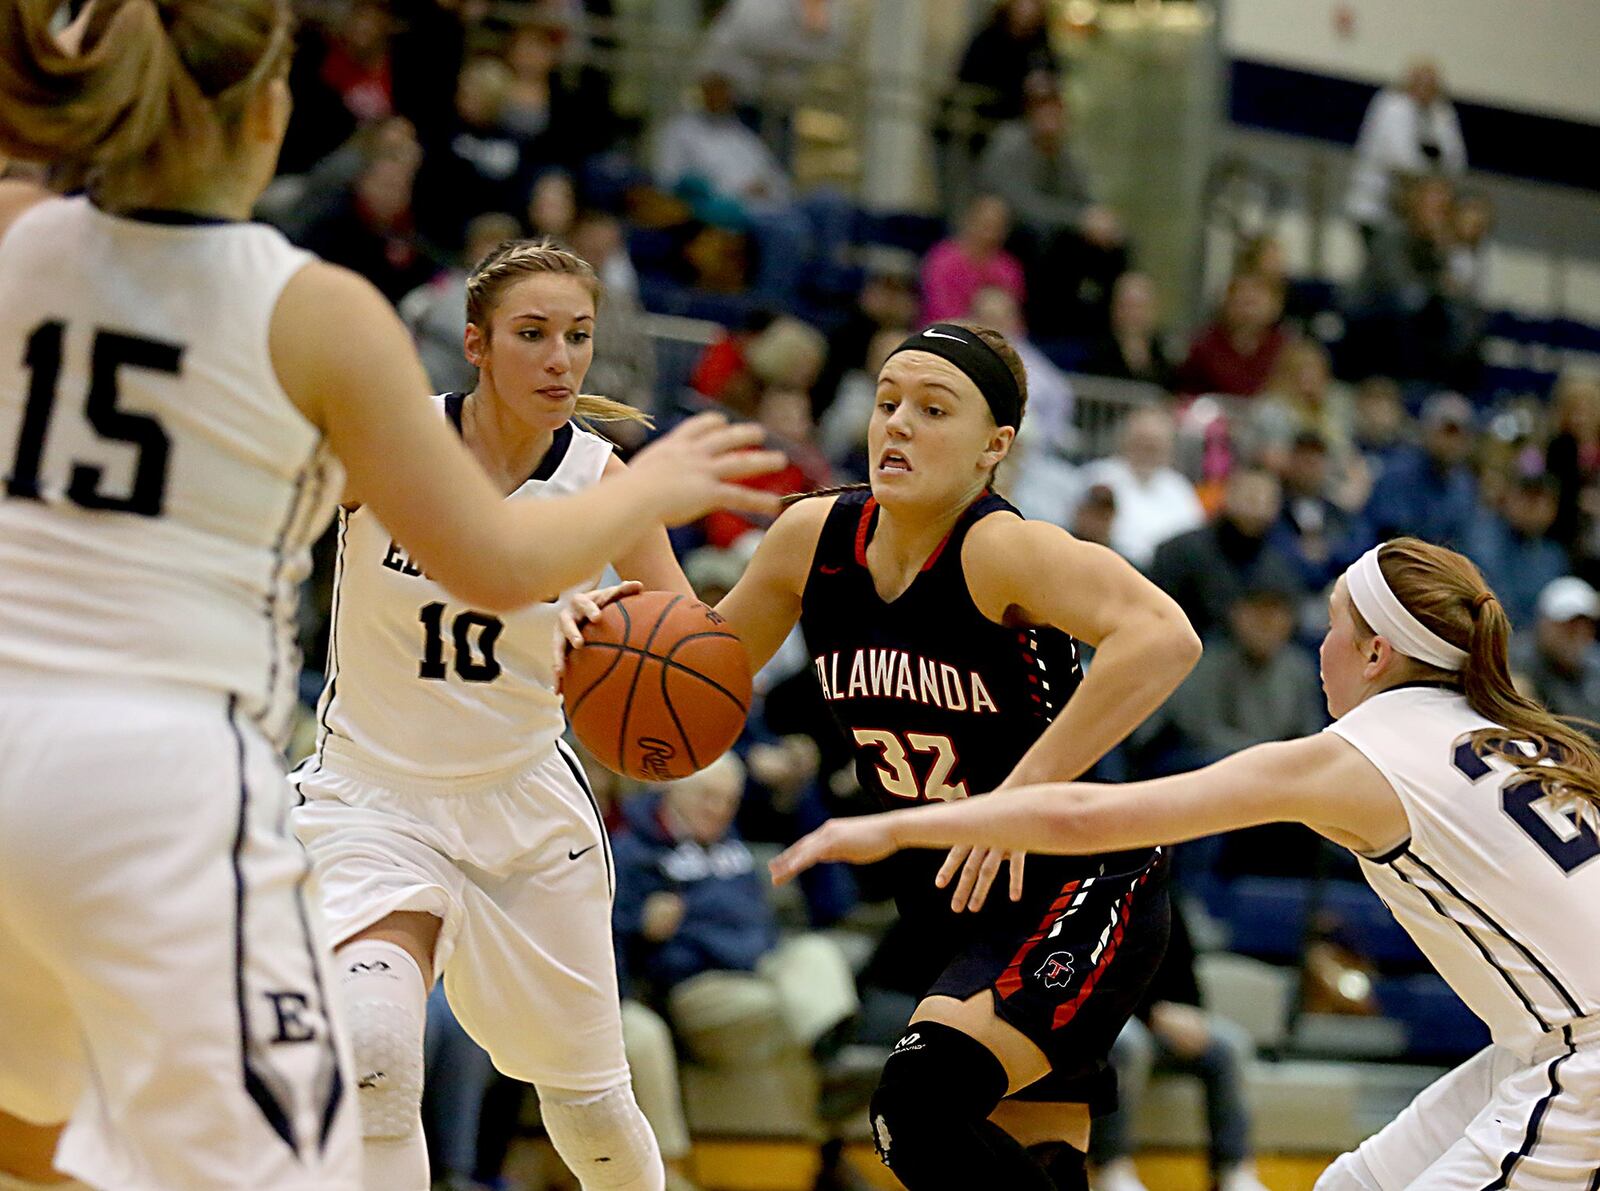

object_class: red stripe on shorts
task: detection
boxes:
[995,879,1082,1000]
[1051,866,1154,1030]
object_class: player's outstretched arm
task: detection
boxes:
[772,733,1407,885]
[272,262,785,612]
[714,494,834,672]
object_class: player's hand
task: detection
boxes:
[552,580,643,692]
[628,412,787,524]
[936,845,1026,913]
[770,816,900,885]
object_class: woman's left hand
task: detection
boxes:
[770,816,901,885]
[552,580,643,692]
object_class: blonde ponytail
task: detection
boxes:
[574,393,653,429]
[1363,538,1600,812]
[0,0,290,182]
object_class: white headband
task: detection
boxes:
[1344,545,1468,671]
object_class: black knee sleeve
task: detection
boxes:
[869,1023,1012,1181]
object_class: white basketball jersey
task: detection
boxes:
[0,198,342,743]
[1328,685,1600,1057]
[312,399,612,782]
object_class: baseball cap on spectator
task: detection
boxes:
[1420,391,1474,431]
[1537,577,1600,624]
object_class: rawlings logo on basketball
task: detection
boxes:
[1034,951,1076,988]
[636,737,678,780]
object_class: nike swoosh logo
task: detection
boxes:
[568,844,598,860]
[819,564,844,574]
[922,329,967,343]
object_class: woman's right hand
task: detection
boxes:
[625,412,786,525]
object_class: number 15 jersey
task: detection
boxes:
[0,197,341,745]
[311,397,613,783]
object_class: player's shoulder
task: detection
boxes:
[0,180,55,245]
[963,503,1060,566]
[775,490,844,533]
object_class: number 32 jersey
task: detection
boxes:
[0,198,341,744]
[1329,684,1600,1057]
[312,398,612,782]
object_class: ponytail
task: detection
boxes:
[0,0,290,185]
[1368,538,1600,813]
[574,393,652,430]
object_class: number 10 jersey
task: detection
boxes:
[0,197,341,745]
[311,398,613,783]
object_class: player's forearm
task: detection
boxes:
[885,783,1146,855]
[1003,609,1200,787]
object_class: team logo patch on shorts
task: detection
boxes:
[1034,950,1076,989]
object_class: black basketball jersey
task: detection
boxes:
[800,488,1147,929]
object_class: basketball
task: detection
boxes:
[565,590,752,781]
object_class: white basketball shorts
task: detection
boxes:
[1322,1018,1600,1190]
[0,672,358,1191]
[290,740,628,1092]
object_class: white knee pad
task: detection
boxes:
[1316,1148,1385,1191]
[338,939,428,1141]
[538,1083,664,1191]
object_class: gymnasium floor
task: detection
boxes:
[506,1139,1338,1190]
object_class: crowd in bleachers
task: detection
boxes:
[265,1,1600,1187]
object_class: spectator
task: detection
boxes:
[1511,578,1600,729]
[398,211,524,395]
[655,69,850,305]
[1070,482,1118,549]
[1167,580,1325,764]
[1467,473,1568,632]
[692,314,829,419]
[920,193,1027,325]
[951,0,1059,126]
[610,758,862,1142]
[811,248,921,419]
[977,74,1127,334]
[281,0,399,171]
[1364,391,1481,552]
[1351,375,1414,486]
[703,386,833,547]
[526,168,577,243]
[1253,340,1369,512]
[819,325,908,477]
[1175,273,1289,398]
[1149,467,1300,642]
[1269,431,1370,592]
[1091,907,1272,1191]
[1075,406,1205,568]
[500,16,623,177]
[1545,371,1600,568]
[699,0,849,129]
[294,127,439,302]
[568,211,657,418]
[1448,191,1495,305]
[1345,59,1467,244]
[1346,175,1479,386]
[968,286,1074,457]
[1082,271,1178,390]
[415,56,533,249]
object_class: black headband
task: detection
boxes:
[885,323,1023,430]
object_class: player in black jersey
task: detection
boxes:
[710,322,1201,1190]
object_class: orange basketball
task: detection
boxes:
[564,590,752,781]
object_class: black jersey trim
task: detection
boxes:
[531,422,574,483]
[1391,852,1552,1033]
[110,206,239,226]
[314,510,351,766]
[1402,849,1587,1018]
[557,739,614,899]
[1364,836,1412,866]
[226,695,301,1157]
[1482,1024,1575,1191]
[444,393,466,431]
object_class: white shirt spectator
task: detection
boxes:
[1345,81,1466,227]
[1075,455,1204,568]
[656,109,792,206]
[700,0,848,106]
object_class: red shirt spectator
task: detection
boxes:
[1176,272,1289,398]
[920,194,1026,324]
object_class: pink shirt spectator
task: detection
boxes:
[920,238,1026,325]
